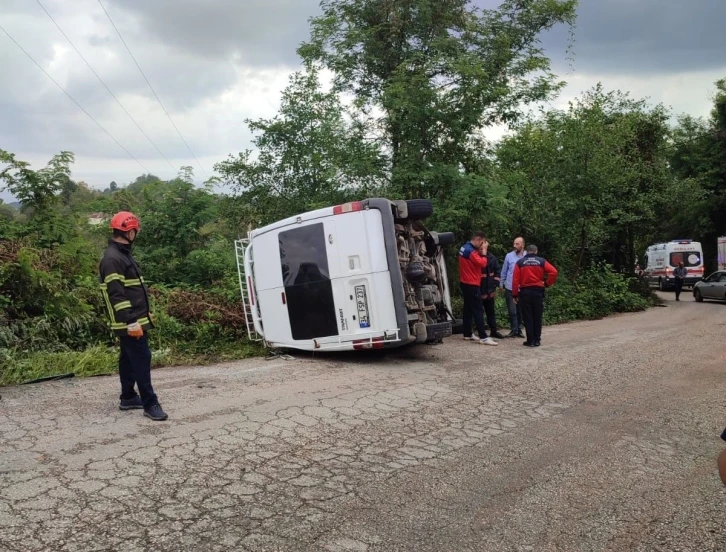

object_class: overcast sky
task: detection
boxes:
[1,0,725,199]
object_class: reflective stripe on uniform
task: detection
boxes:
[100,289,116,322]
[113,301,132,312]
[138,317,150,325]
[101,276,142,288]
[104,273,124,284]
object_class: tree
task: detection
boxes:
[109,180,118,192]
[668,78,726,268]
[178,166,195,184]
[215,69,386,227]
[496,85,671,277]
[299,0,577,201]
[0,150,77,245]
[0,150,74,216]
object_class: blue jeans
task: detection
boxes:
[118,334,158,408]
[505,289,522,332]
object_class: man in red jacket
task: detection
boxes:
[459,232,498,345]
[512,244,558,347]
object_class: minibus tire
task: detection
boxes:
[405,199,434,220]
[436,232,456,246]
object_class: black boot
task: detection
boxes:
[119,396,143,410]
[144,404,168,421]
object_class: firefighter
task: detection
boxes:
[99,211,168,421]
[512,244,558,347]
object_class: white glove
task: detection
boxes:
[127,322,143,338]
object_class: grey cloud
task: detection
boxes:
[542,0,726,75]
[104,0,321,66]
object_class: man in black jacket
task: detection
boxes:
[481,251,505,340]
[99,211,167,421]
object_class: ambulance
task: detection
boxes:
[643,239,704,291]
[235,198,456,352]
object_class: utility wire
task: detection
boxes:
[35,0,177,174]
[97,0,207,177]
[0,23,150,174]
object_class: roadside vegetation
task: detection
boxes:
[2,0,725,385]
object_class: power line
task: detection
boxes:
[35,0,177,174]
[0,23,151,174]
[96,0,207,178]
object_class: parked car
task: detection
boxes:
[693,271,726,302]
[235,198,456,352]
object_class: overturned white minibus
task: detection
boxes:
[235,198,456,352]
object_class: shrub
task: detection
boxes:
[451,264,652,330]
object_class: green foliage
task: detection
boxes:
[451,265,652,332]
[665,79,726,268]
[495,85,672,278]
[299,0,577,201]
[542,265,651,324]
[0,150,74,215]
[0,151,256,386]
[216,69,386,227]
[0,346,118,387]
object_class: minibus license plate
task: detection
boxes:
[355,285,370,328]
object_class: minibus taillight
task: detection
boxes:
[333,201,363,215]
[353,337,384,350]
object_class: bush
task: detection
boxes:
[544,265,651,324]
[0,253,260,385]
[451,264,652,330]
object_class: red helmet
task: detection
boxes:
[110,211,140,232]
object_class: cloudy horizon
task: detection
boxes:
[1,0,725,200]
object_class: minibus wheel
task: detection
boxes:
[405,199,433,221]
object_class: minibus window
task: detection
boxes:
[279,224,339,340]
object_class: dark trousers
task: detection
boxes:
[674,279,684,300]
[482,296,497,333]
[505,289,522,332]
[520,287,545,344]
[119,334,158,408]
[460,283,488,339]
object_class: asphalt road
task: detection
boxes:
[1,292,725,552]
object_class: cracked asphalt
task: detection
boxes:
[1,292,725,551]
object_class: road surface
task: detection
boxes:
[1,293,725,551]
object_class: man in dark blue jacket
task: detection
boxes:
[480,251,505,339]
